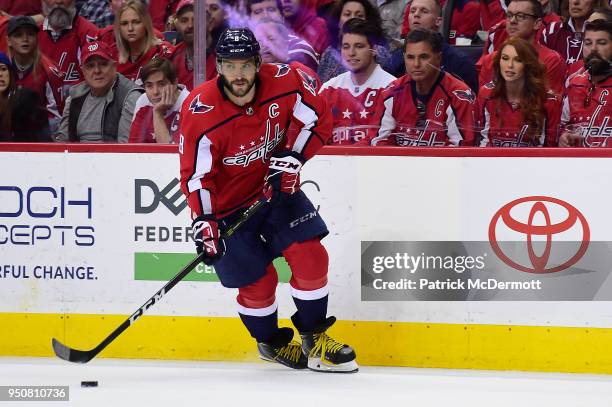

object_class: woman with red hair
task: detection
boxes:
[477,37,561,147]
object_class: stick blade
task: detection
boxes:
[52,338,94,364]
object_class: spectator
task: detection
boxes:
[0,14,8,54]
[0,52,50,141]
[247,0,285,22]
[560,19,612,147]
[401,0,480,46]
[565,6,612,77]
[79,0,114,28]
[477,0,567,95]
[99,0,165,46]
[149,0,179,31]
[7,16,65,131]
[399,0,478,91]
[129,58,189,143]
[318,0,399,83]
[477,37,561,147]
[319,18,396,145]
[208,0,230,45]
[371,28,475,146]
[0,1,42,18]
[55,41,143,143]
[39,0,99,95]
[544,0,609,65]
[379,0,409,48]
[483,0,561,56]
[253,18,320,70]
[113,0,174,82]
[282,0,329,54]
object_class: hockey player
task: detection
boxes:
[559,19,612,147]
[319,18,395,145]
[179,28,358,372]
[371,28,475,147]
[477,37,561,147]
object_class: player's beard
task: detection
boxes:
[585,52,612,77]
[222,75,256,98]
[43,3,77,31]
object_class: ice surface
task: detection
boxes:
[1,357,611,407]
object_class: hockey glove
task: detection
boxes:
[263,151,304,203]
[192,215,226,265]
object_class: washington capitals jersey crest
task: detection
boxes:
[372,72,476,146]
[179,62,331,218]
[319,65,395,145]
[563,71,612,147]
[477,85,561,147]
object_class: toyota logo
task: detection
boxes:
[488,196,590,274]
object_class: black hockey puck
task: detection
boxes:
[81,381,98,387]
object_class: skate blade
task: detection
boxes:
[307,357,359,373]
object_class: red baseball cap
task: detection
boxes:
[175,0,194,16]
[81,41,115,65]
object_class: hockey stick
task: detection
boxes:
[51,198,267,363]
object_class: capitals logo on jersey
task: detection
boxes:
[189,95,214,114]
[319,66,395,145]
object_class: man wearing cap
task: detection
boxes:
[7,15,65,131]
[55,41,143,142]
[170,0,216,90]
[39,0,99,95]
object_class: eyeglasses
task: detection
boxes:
[505,11,539,21]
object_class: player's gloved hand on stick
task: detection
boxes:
[263,151,304,203]
[192,215,226,265]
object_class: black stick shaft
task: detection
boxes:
[52,198,266,363]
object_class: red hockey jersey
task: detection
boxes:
[482,14,561,56]
[477,41,566,95]
[38,16,99,91]
[179,62,332,218]
[319,65,395,145]
[477,84,561,147]
[371,72,476,146]
[562,71,612,147]
[115,42,174,82]
[170,43,217,91]
[14,54,65,119]
[543,18,584,65]
[128,85,189,143]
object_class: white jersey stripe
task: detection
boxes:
[292,93,318,154]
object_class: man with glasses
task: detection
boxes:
[55,41,143,142]
[559,19,612,147]
[179,28,358,373]
[477,0,566,95]
[371,28,475,146]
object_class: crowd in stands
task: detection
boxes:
[0,0,612,147]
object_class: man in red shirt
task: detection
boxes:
[170,0,216,90]
[560,19,612,147]
[477,0,567,95]
[39,0,99,95]
[372,28,475,146]
[179,28,357,372]
[281,0,329,55]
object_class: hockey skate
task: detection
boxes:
[257,327,307,370]
[296,316,358,373]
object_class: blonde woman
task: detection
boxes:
[113,0,173,82]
